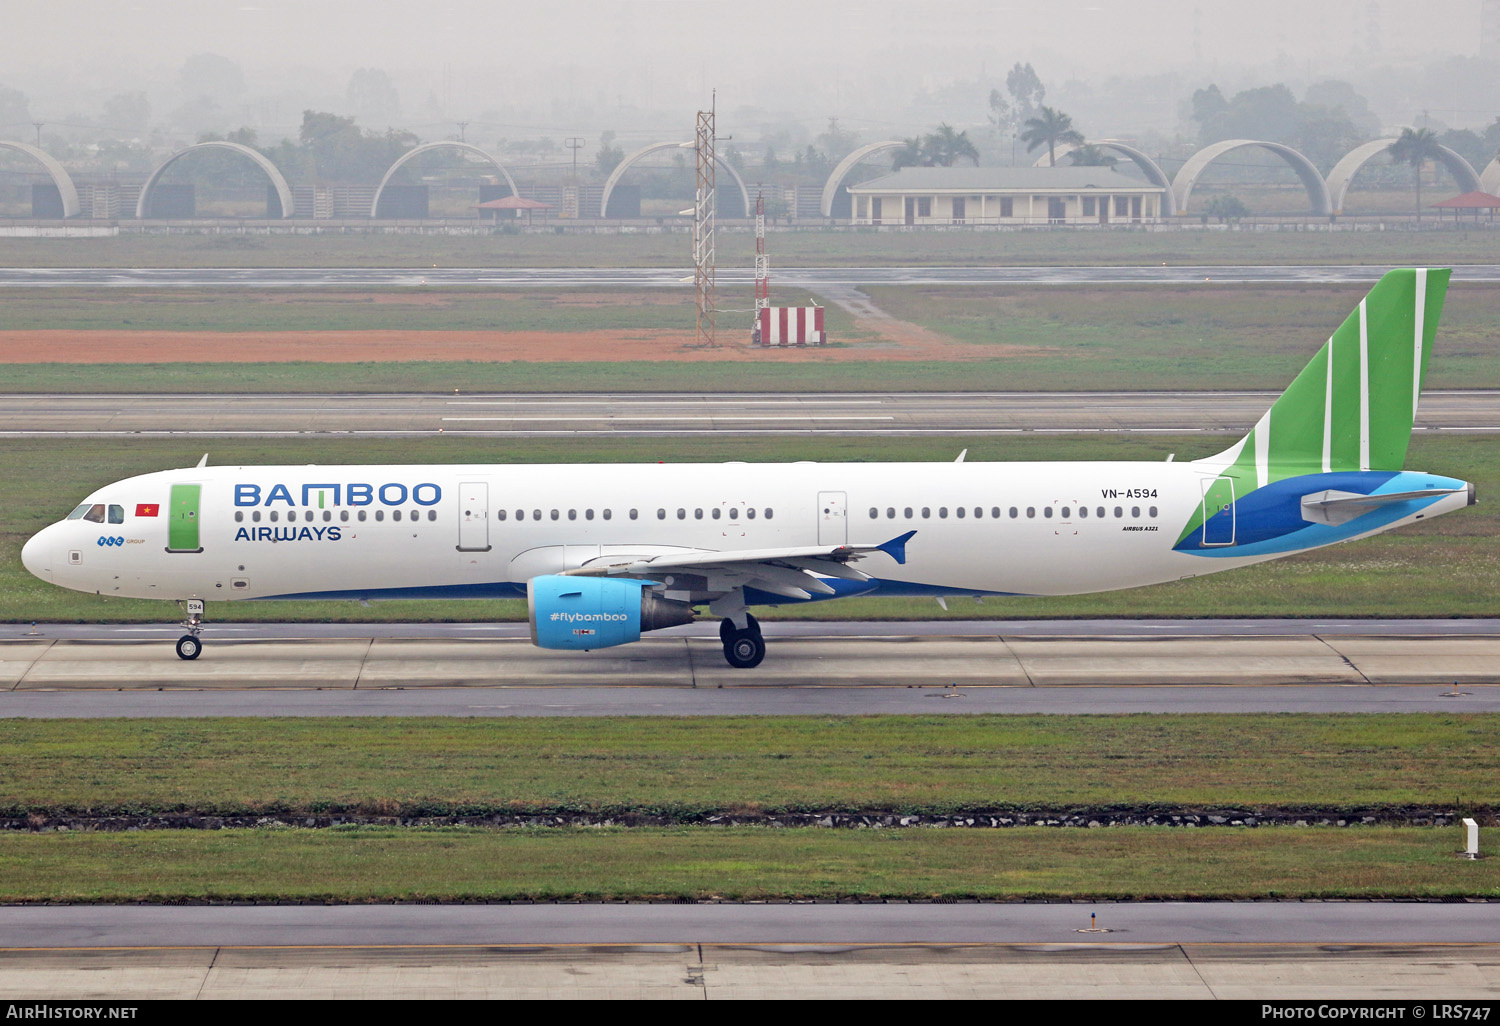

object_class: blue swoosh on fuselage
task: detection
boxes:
[1175,470,1463,558]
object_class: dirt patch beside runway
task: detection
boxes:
[0,325,1037,365]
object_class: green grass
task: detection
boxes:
[1,434,1492,623]
[0,715,1493,816]
[866,281,1500,391]
[5,282,1496,393]
[3,226,1499,268]
[1,825,1495,903]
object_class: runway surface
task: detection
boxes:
[4,264,1500,288]
[5,620,1498,715]
[4,389,1498,436]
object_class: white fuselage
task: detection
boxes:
[22,459,1463,606]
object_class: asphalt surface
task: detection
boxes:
[3,389,1498,436]
[2,903,1496,947]
[5,620,1499,715]
[4,264,1500,287]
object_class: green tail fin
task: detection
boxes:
[1199,267,1450,489]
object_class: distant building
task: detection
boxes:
[845,167,1166,226]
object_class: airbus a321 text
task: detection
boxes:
[21,269,1475,668]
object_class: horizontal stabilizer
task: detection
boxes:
[1301,487,1464,526]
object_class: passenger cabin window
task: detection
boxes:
[235,511,243,523]
[358,510,367,522]
[568,510,577,521]
[711,508,721,520]
[1044,507,1054,518]
[393,510,402,522]
[869,507,878,519]
[497,510,507,521]
[550,510,559,521]
[1149,506,1158,517]
[921,507,931,519]
[603,509,612,520]
[584,509,593,521]
[375,510,384,522]
[657,509,666,520]
[427,510,436,521]
[341,511,349,522]
[694,509,703,520]
[728,508,738,520]
[677,508,686,520]
[269,511,279,522]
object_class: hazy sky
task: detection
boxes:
[0,1,1492,141]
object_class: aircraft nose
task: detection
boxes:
[20,529,52,583]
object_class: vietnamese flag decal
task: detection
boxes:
[136,503,160,517]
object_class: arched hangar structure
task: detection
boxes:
[137,141,295,219]
[1483,158,1500,196]
[1031,140,1172,193]
[1326,139,1481,214]
[0,141,81,218]
[819,141,904,217]
[1171,139,1331,216]
[369,142,519,218]
[600,142,751,218]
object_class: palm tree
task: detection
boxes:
[1020,106,1084,166]
[1387,127,1443,223]
[1067,143,1118,168]
[923,123,980,167]
[890,136,927,171]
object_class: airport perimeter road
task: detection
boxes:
[4,264,1500,288]
[5,622,1500,715]
[3,389,1498,436]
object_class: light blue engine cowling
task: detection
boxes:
[527,575,696,650]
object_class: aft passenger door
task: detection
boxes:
[1200,477,1236,546]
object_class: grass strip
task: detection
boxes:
[1,434,1492,622]
[4,282,1497,394]
[0,825,1495,903]
[0,715,1494,817]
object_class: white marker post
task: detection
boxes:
[1463,818,1480,860]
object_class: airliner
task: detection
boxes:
[21,268,1474,668]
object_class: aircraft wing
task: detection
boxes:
[560,531,916,601]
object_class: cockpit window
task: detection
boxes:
[82,504,106,524]
[66,504,91,520]
[108,505,124,524]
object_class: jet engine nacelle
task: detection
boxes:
[527,575,696,650]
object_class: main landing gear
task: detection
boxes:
[175,599,205,660]
[719,613,765,669]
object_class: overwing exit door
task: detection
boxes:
[817,491,847,546]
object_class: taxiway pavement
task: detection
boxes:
[3,389,1498,437]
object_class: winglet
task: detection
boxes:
[196,453,209,468]
[877,530,917,565]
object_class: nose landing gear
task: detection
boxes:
[175,598,205,660]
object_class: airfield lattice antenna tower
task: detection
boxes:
[754,188,770,313]
[692,96,717,348]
